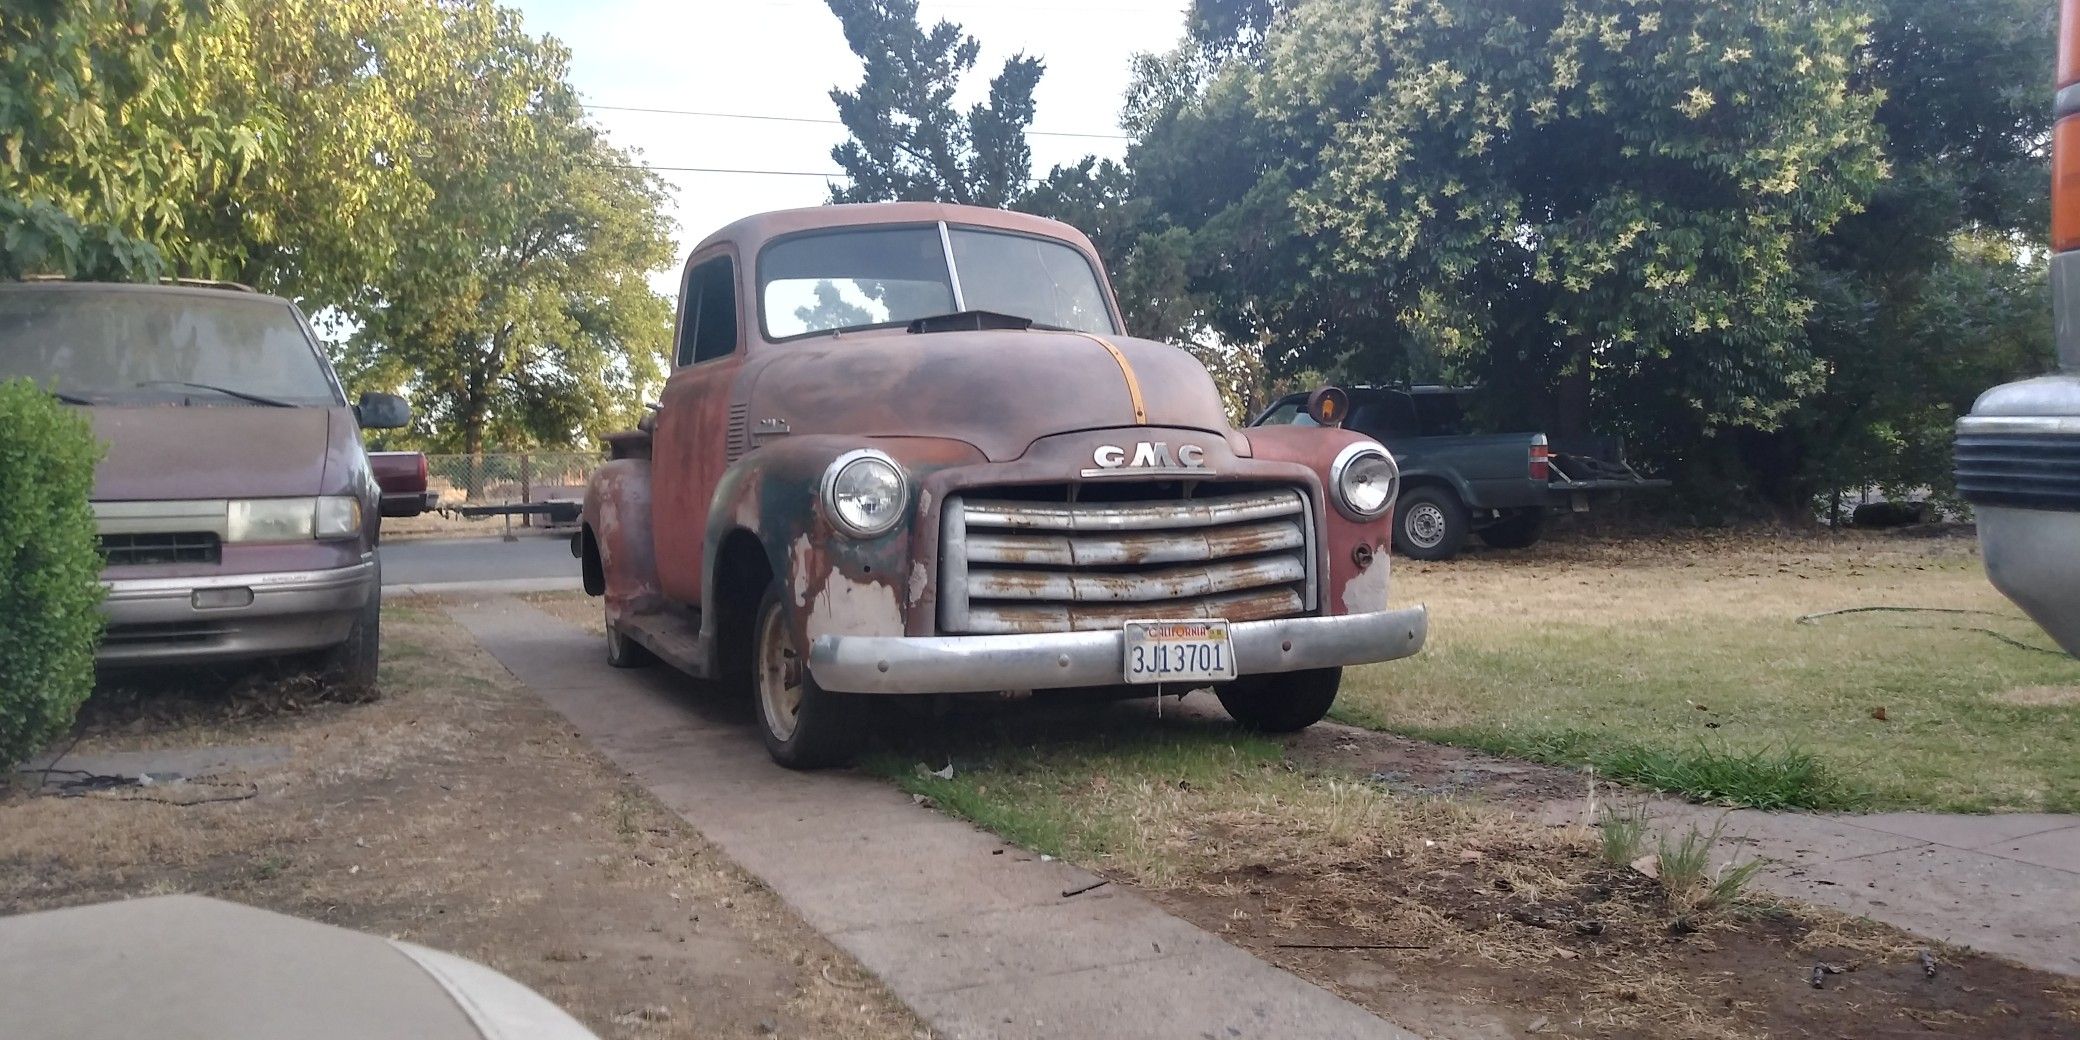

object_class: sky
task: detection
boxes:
[509,0,1190,290]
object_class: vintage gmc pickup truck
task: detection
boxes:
[578,203,1429,767]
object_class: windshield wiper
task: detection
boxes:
[134,380,297,408]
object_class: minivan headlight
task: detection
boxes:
[314,496,362,539]
[1330,442,1398,521]
[227,497,362,542]
[821,450,907,538]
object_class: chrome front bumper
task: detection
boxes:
[808,605,1428,695]
[99,560,378,666]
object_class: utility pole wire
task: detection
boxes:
[587,161,1051,185]
[584,102,1130,141]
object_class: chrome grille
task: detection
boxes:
[940,488,1315,634]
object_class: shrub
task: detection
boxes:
[0,378,104,769]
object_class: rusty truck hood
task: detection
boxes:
[82,405,341,501]
[745,329,1239,462]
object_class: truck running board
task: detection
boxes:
[617,609,709,678]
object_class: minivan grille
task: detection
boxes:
[99,532,221,567]
[939,487,1315,634]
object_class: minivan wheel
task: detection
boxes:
[1394,487,1469,561]
[319,580,382,700]
[1216,668,1342,732]
[752,586,866,769]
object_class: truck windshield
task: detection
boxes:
[760,224,1118,339]
[0,289,341,406]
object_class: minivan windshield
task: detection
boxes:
[759,224,1118,339]
[0,289,342,407]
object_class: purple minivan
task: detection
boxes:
[0,280,409,688]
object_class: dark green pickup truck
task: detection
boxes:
[1254,386,1667,560]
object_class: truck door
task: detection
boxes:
[651,250,743,606]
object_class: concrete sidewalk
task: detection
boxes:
[449,598,1433,1040]
[1643,801,2079,974]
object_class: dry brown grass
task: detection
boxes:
[523,590,606,634]
[1994,685,2080,707]
[2,604,925,1040]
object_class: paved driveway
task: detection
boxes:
[449,597,1438,1040]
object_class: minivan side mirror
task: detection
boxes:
[355,392,411,430]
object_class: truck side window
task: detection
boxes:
[677,256,739,365]
[1355,393,1419,436]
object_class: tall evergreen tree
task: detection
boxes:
[823,0,1041,206]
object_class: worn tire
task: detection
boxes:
[318,573,381,699]
[1393,487,1469,561]
[752,586,867,769]
[1216,667,1342,733]
[1477,509,1545,550]
[604,600,656,669]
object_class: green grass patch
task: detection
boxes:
[1396,727,1863,810]
[1340,556,2080,813]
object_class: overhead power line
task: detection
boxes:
[595,162,850,178]
[590,161,1053,186]
[584,102,1130,141]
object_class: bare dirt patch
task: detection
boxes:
[3,604,925,1040]
[885,702,2080,1040]
[1154,847,2078,1040]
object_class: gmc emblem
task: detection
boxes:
[1092,442,1207,469]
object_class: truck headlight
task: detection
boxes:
[821,449,907,538]
[1330,442,1398,521]
[227,497,362,542]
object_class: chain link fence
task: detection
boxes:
[424,452,602,514]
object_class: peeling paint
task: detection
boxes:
[1338,546,1391,614]
[789,533,816,611]
[907,561,930,607]
[806,567,905,643]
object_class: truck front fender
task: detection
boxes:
[1241,424,1398,615]
[583,458,661,622]
[700,436,984,661]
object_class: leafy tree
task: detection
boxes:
[823,0,1042,206]
[0,0,275,280]
[202,0,456,311]
[1126,0,1887,472]
[1755,0,2057,513]
[341,3,673,455]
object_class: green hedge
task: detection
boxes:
[0,379,104,769]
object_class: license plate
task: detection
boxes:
[1122,619,1237,684]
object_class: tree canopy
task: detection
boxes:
[2,0,679,452]
[819,0,2055,514]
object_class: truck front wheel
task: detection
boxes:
[1216,667,1341,732]
[752,586,866,769]
[1394,487,1469,561]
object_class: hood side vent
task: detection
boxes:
[727,402,749,462]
